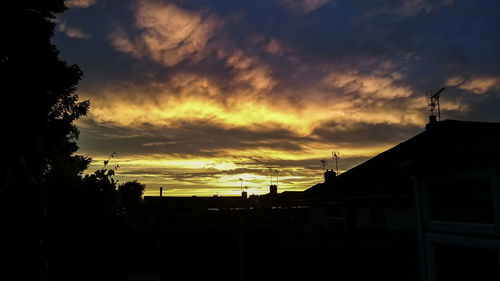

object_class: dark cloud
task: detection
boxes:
[78,119,309,157]
[311,121,423,146]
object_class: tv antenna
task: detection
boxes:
[332,151,340,174]
[274,170,279,186]
[426,87,445,121]
[267,167,274,185]
[320,160,327,172]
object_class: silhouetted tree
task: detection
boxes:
[119,181,146,216]
[2,1,89,189]
[65,159,127,281]
[79,160,121,218]
[0,2,89,280]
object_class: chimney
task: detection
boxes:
[324,169,336,184]
[159,187,163,197]
[426,115,438,130]
[269,184,277,196]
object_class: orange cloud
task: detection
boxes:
[221,49,278,92]
[57,21,91,39]
[110,1,220,66]
[66,0,97,8]
[446,75,500,94]
[322,70,412,99]
[266,38,285,56]
[80,67,435,141]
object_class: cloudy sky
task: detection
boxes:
[53,0,500,196]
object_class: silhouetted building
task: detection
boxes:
[304,119,500,280]
[412,121,500,281]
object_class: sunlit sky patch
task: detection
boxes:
[55,0,500,196]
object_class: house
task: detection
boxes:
[412,120,500,281]
[304,119,500,280]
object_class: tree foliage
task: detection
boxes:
[2,1,90,191]
[119,180,146,215]
[0,3,149,280]
[0,2,91,280]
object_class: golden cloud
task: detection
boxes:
[66,0,97,8]
[322,70,412,99]
[81,67,435,142]
[221,49,278,92]
[446,75,500,94]
[110,1,220,66]
[57,21,91,39]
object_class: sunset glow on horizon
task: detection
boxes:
[56,0,500,196]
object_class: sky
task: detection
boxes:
[53,0,500,196]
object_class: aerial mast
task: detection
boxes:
[426,87,445,122]
[267,167,274,185]
[332,152,340,175]
[320,160,327,172]
[275,170,279,186]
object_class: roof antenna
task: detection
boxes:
[274,170,279,187]
[332,151,340,175]
[320,160,327,172]
[426,87,445,123]
[267,167,274,185]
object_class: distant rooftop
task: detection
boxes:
[305,119,500,198]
